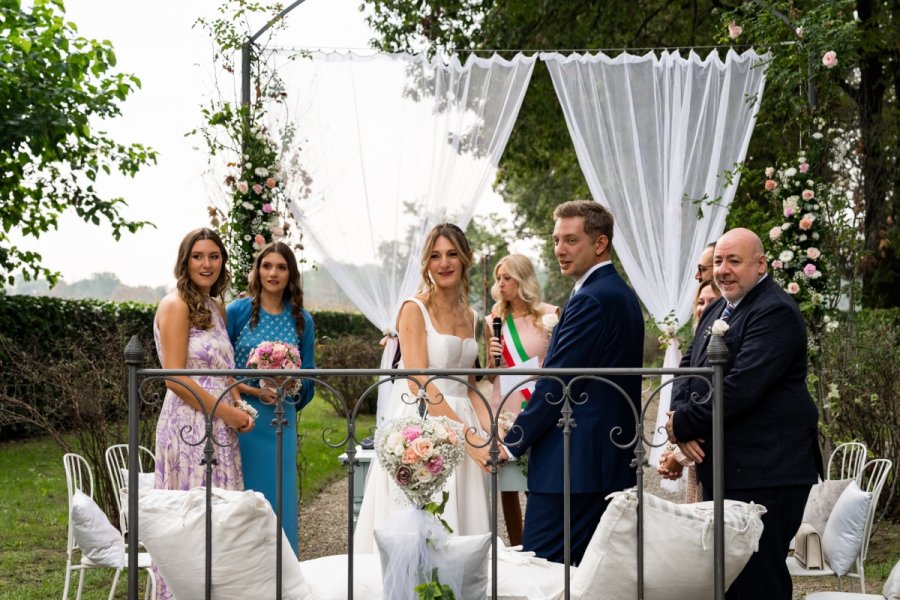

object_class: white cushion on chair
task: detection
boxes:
[71,490,125,568]
[802,478,854,537]
[119,469,155,491]
[571,489,766,600]
[138,487,312,600]
[821,481,873,577]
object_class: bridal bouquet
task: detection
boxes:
[375,415,464,527]
[246,340,301,393]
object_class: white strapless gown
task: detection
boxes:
[353,299,490,553]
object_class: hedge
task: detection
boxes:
[0,294,377,439]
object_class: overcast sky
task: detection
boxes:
[18,0,376,288]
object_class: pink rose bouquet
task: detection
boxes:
[246,340,302,393]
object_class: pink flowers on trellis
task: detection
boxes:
[764,151,828,306]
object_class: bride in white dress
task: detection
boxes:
[354,223,492,553]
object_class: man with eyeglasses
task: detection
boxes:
[695,242,716,283]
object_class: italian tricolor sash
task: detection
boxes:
[500,314,535,401]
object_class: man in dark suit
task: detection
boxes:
[667,227,822,600]
[503,200,644,565]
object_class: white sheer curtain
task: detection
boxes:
[270,51,535,424]
[541,49,768,472]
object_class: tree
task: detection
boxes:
[364,0,899,308]
[0,0,157,287]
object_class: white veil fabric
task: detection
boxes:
[270,51,536,425]
[541,49,769,472]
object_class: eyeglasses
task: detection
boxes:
[697,263,713,276]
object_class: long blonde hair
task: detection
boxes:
[490,254,543,323]
[174,228,230,330]
[417,223,473,307]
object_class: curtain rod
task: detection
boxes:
[271,41,795,54]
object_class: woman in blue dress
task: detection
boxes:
[226,241,315,555]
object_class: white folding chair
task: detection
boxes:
[104,444,156,542]
[62,452,156,600]
[827,442,868,481]
[789,458,893,593]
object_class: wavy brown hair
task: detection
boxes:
[174,228,230,330]
[417,223,473,306]
[246,242,305,337]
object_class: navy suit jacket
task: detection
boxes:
[671,275,822,492]
[506,264,644,494]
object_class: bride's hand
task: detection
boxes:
[465,442,493,473]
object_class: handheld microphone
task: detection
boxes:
[492,316,502,367]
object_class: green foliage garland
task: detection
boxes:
[192,1,306,292]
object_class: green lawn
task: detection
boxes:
[0,398,372,599]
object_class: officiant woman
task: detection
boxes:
[227,241,316,555]
[485,254,558,546]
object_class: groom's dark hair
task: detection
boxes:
[554,200,614,244]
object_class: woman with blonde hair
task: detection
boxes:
[354,223,492,552]
[485,253,559,545]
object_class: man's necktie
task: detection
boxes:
[720,302,735,321]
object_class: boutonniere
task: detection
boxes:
[541,312,559,335]
[706,318,730,338]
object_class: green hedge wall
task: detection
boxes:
[0,294,377,439]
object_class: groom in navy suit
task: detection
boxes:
[504,200,644,565]
[667,228,822,600]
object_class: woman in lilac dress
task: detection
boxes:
[153,228,254,599]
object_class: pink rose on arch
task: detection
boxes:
[787,282,801,294]
[785,207,796,218]
[262,203,274,214]
[803,263,819,277]
[266,177,277,189]
[769,226,783,241]
[252,183,264,194]
[727,22,743,40]
[807,247,821,260]
[822,51,838,68]
[799,162,810,173]
[799,217,814,231]
[254,234,265,247]
[236,181,249,194]
[772,260,783,269]
[802,189,815,200]
[765,179,777,192]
